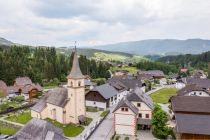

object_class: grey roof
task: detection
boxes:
[84,79,93,86]
[14,77,32,86]
[31,96,48,112]
[138,70,164,77]
[175,113,210,135]
[108,78,143,89]
[112,98,139,114]
[67,48,85,79]
[91,83,118,99]
[109,82,128,92]
[187,78,210,89]
[128,87,154,110]
[12,118,68,140]
[171,96,210,113]
[137,118,152,125]
[46,88,69,108]
[177,84,210,96]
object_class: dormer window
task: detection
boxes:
[137,103,141,107]
[78,81,81,87]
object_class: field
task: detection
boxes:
[110,66,139,74]
[150,88,177,104]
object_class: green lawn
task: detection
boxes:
[46,118,85,137]
[86,106,98,112]
[43,85,58,90]
[150,88,177,104]
[100,110,109,117]
[5,112,32,124]
[0,121,21,135]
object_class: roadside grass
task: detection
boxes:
[84,117,93,126]
[100,110,109,117]
[5,112,32,124]
[150,88,177,104]
[46,118,85,137]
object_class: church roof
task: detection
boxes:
[11,118,68,140]
[67,47,84,79]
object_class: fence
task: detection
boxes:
[80,110,110,140]
[0,103,35,115]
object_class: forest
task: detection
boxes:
[158,51,210,70]
[135,61,178,74]
[0,46,110,85]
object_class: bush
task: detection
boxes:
[115,135,120,140]
[12,96,24,103]
[124,137,129,140]
[92,78,106,86]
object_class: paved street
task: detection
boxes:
[89,113,114,140]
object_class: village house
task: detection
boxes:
[0,77,42,100]
[171,96,210,140]
[177,84,210,97]
[85,83,119,110]
[113,87,154,136]
[108,78,146,92]
[31,48,86,124]
[10,118,67,140]
[187,78,210,90]
[137,70,166,85]
[192,70,207,79]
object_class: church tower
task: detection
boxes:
[67,46,86,124]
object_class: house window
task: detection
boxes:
[137,103,141,107]
[78,81,81,86]
[138,113,142,118]
[146,114,149,118]
[199,92,202,95]
[94,101,96,105]
[121,107,125,111]
[114,96,117,100]
[194,92,196,95]
[71,81,73,87]
[125,108,128,111]
[111,97,113,102]
[94,94,96,97]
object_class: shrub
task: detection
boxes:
[115,135,120,140]
[152,104,170,139]
[124,137,129,140]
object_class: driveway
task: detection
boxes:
[89,106,116,140]
[138,130,157,140]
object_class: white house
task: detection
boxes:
[85,83,124,110]
[113,87,154,136]
[177,84,210,97]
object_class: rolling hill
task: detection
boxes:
[91,39,210,55]
[0,37,147,62]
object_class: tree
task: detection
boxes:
[152,104,170,139]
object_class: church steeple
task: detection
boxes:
[67,44,84,79]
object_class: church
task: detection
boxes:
[31,47,86,124]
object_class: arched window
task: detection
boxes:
[78,81,81,87]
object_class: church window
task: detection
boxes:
[78,81,81,86]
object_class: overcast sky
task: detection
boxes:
[0,0,210,46]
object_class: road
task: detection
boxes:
[89,113,114,140]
